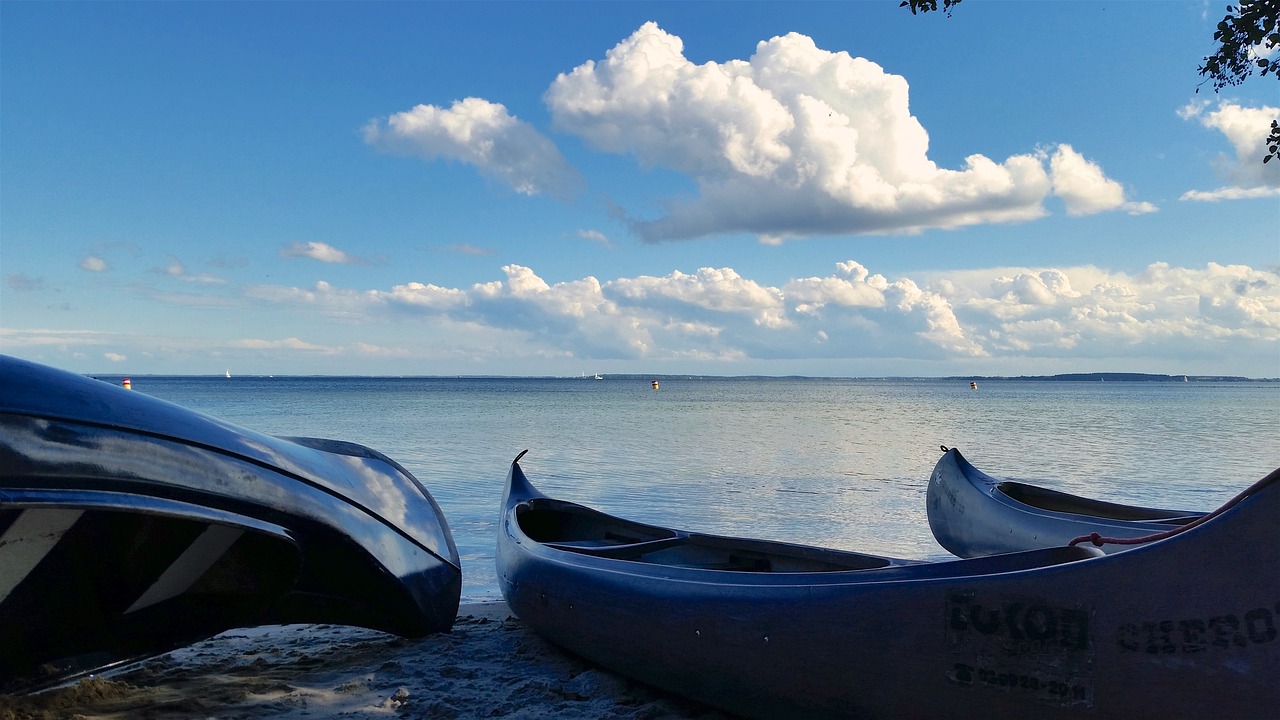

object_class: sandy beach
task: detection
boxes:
[0,602,736,720]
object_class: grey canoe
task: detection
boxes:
[927,447,1205,557]
[498,450,1278,720]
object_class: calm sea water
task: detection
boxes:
[114,375,1279,602]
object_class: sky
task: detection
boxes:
[1,1,1278,378]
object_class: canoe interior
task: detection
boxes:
[997,481,1202,524]
[0,507,298,690]
[517,499,896,572]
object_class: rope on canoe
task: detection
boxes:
[1068,464,1280,549]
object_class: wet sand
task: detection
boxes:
[0,601,736,720]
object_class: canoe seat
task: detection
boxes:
[547,537,689,559]
[637,538,896,572]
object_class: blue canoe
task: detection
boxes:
[498,450,1278,720]
[928,447,1206,557]
[0,356,461,691]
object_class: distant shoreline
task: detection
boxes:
[948,372,1268,383]
[86,372,1276,382]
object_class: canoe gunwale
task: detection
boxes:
[501,459,1118,589]
[0,487,295,543]
[512,494,917,572]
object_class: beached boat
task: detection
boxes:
[498,450,1278,720]
[928,446,1205,557]
[0,355,461,692]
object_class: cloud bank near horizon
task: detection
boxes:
[9,258,1277,375]
[365,23,1169,243]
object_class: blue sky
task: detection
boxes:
[2,1,1277,377]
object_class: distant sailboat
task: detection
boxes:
[225,369,231,379]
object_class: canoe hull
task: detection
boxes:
[927,448,1202,557]
[499,456,1278,720]
[0,356,462,691]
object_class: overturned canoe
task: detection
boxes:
[928,446,1205,557]
[0,356,461,692]
[498,450,1278,720]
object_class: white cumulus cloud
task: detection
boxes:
[543,23,1146,241]
[929,261,1279,363]
[281,241,367,264]
[611,267,787,327]
[1049,146,1157,216]
[1179,100,1280,200]
[79,255,109,272]
[229,337,329,351]
[364,97,581,200]
[577,229,614,247]
[159,256,226,284]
